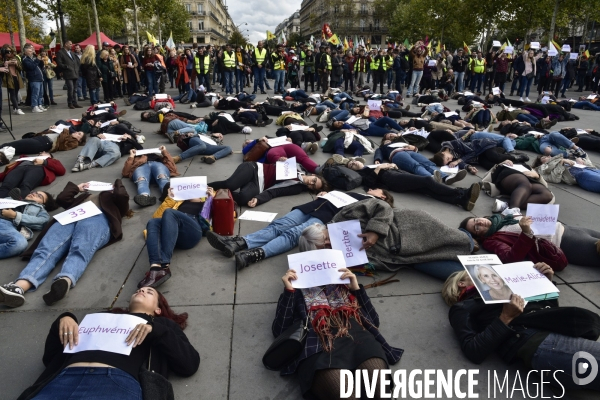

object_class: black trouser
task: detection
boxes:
[477,147,514,170]
[107,123,136,137]
[209,162,258,205]
[537,75,551,94]
[344,71,354,92]
[560,225,600,268]
[576,135,600,152]
[264,104,291,116]
[373,70,385,93]
[65,78,77,105]
[304,72,315,92]
[8,76,19,110]
[1,136,53,154]
[210,117,243,135]
[381,169,465,206]
[102,81,114,101]
[426,130,457,153]
[0,164,45,197]
[113,77,123,97]
[282,130,317,147]
[124,70,137,96]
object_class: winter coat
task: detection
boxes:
[119,53,140,84]
[98,58,115,82]
[80,62,102,90]
[0,157,65,187]
[1,59,24,89]
[55,48,80,80]
[21,56,44,82]
[409,46,428,70]
[121,148,179,179]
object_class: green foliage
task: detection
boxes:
[229,30,248,47]
[287,32,303,47]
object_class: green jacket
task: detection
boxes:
[514,135,541,154]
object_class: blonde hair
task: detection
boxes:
[441,270,469,306]
[100,49,109,59]
[81,45,96,65]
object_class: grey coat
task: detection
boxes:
[55,49,81,80]
[331,198,472,270]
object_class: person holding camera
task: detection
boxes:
[1,45,25,115]
[21,44,46,113]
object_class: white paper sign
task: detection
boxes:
[155,93,168,99]
[527,204,559,235]
[287,249,349,288]
[388,142,409,148]
[443,111,458,117]
[367,100,382,110]
[267,137,291,147]
[548,48,558,57]
[561,44,571,52]
[97,103,112,108]
[199,135,218,146]
[328,220,368,267]
[159,107,171,113]
[569,53,578,60]
[92,109,108,115]
[50,124,70,133]
[492,87,500,95]
[170,176,207,200]
[276,157,297,180]
[504,163,530,172]
[504,46,514,54]
[428,60,436,67]
[86,181,114,191]
[345,115,360,125]
[530,42,540,49]
[100,119,117,128]
[0,199,28,209]
[64,313,147,355]
[570,163,587,169]
[219,113,235,122]
[135,148,162,156]
[320,191,359,208]
[54,201,103,225]
[15,155,50,162]
[100,133,123,142]
[463,91,474,96]
[492,41,502,48]
[587,94,597,100]
[238,210,278,222]
[289,124,309,131]
[441,166,459,173]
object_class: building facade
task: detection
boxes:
[182,0,234,46]
[299,0,388,47]
[274,11,301,40]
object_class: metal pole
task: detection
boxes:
[57,0,67,44]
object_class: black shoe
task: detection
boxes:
[235,248,265,270]
[42,277,70,306]
[206,231,248,257]
[444,169,467,185]
[0,283,25,308]
[261,91,267,94]
[8,188,22,200]
[159,183,171,203]
[252,91,257,94]
[511,152,530,163]
[510,92,514,96]
[134,195,157,207]
[137,267,172,288]
[561,94,567,98]
[265,118,273,125]
[461,183,481,211]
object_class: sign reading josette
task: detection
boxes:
[287,249,349,288]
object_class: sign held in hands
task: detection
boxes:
[0,199,28,209]
[328,220,368,267]
[287,249,350,288]
[54,201,103,225]
[526,204,559,235]
[86,181,114,191]
[276,157,297,180]
[170,176,207,200]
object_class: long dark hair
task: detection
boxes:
[112,289,189,330]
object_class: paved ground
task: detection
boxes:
[0,79,599,399]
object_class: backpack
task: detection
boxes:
[133,100,151,110]
[322,165,362,191]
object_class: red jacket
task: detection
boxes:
[481,231,568,271]
[0,157,66,186]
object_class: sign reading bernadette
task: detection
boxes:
[287,249,350,288]
[170,176,207,200]
[64,313,147,356]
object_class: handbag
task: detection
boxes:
[526,72,534,79]
[262,316,309,371]
[139,349,175,400]
[45,68,56,79]
[243,139,269,162]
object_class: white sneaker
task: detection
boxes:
[519,97,524,102]
[492,199,508,213]
[14,109,24,115]
[502,207,522,216]
[32,106,43,113]
[41,106,48,112]
[525,97,531,102]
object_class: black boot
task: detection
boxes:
[206,231,247,257]
[8,188,22,200]
[510,152,530,163]
[459,183,481,211]
[235,248,265,270]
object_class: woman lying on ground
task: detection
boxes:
[0,130,85,164]
[0,190,57,259]
[208,162,331,207]
[242,137,322,173]
[442,266,600,392]
[122,146,179,207]
[321,129,377,160]
[557,128,600,153]
[0,179,131,308]
[17,287,200,399]
[140,109,201,124]
[270,266,402,400]
[0,153,65,198]
[206,190,379,269]
[172,130,233,165]
[460,213,600,269]
[532,154,599,193]
[302,197,474,280]
[329,115,404,137]
[514,131,586,158]
[71,132,142,172]
[137,187,214,288]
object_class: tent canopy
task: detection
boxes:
[0,32,43,51]
[78,32,120,49]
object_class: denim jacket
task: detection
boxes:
[8,201,50,231]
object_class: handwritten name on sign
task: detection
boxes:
[64,313,148,356]
[328,220,368,267]
[287,249,349,288]
[526,204,559,235]
[54,201,102,225]
[170,176,207,200]
[320,191,359,208]
[276,157,297,180]
[0,199,28,209]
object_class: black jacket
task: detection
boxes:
[55,48,81,80]
[292,192,369,223]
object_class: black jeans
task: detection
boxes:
[1,136,53,154]
[209,162,258,205]
[560,225,600,267]
[0,164,45,197]
[426,130,457,153]
[344,71,354,92]
[477,147,514,170]
[576,135,600,152]
[304,72,315,92]
[65,79,77,105]
[381,169,464,206]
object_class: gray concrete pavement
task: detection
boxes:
[0,79,599,399]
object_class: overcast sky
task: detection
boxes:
[226,0,301,44]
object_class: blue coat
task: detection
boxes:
[22,56,44,82]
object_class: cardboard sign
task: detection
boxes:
[135,148,162,156]
[570,53,578,60]
[328,220,368,267]
[440,166,459,173]
[287,249,350,289]
[15,155,50,162]
[0,199,28,209]
[427,60,436,67]
[64,313,148,356]
[320,191,359,209]
[276,157,297,180]
[530,42,540,49]
[527,204,559,235]
[170,176,207,200]
[504,46,514,54]
[492,87,500,95]
[54,201,103,225]
[561,44,571,52]
[100,133,123,142]
[492,40,502,48]
[86,181,114,191]
[367,99,382,110]
[238,210,278,222]
[50,124,70,133]
[267,137,291,147]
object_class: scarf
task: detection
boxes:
[485,214,518,237]
[302,285,362,352]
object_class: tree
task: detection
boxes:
[287,32,303,47]
[229,29,248,48]
[138,0,189,45]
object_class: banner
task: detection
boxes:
[327,34,341,46]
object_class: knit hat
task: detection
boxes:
[242,126,252,134]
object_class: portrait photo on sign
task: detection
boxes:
[467,264,513,303]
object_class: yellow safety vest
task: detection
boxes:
[371,57,387,71]
[473,58,485,73]
[324,54,332,71]
[354,58,366,72]
[385,56,393,68]
[272,53,285,70]
[300,51,305,66]
[194,55,210,73]
[223,51,235,68]
[254,48,267,65]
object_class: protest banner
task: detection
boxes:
[54,201,103,225]
[287,249,350,288]
[328,220,368,267]
[170,176,207,200]
[527,204,559,235]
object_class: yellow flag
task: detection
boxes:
[500,42,507,51]
[585,49,590,59]
[343,37,349,52]
[146,31,158,45]
[327,33,340,46]
[435,41,441,54]
[266,30,276,41]
[463,42,471,55]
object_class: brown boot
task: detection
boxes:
[204,155,216,164]
[173,156,182,164]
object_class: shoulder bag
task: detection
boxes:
[262,316,309,371]
[139,346,175,400]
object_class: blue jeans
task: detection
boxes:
[30,81,43,107]
[244,209,322,258]
[223,70,234,94]
[44,78,54,102]
[77,76,87,98]
[570,168,600,193]
[235,69,245,93]
[573,101,600,111]
[395,70,406,93]
[132,161,170,195]
[290,89,308,100]
[539,132,574,156]
[320,100,337,109]
[253,66,266,92]
[332,93,352,103]
[0,219,28,259]
[273,70,285,93]
[180,136,232,160]
[34,367,141,400]
[334,137,365,156]
[18,214,110,289]
[79,138,121,167]
[168,119,196,134]
[387,69,393,88]
[516,113,539,124]
[146,209,202,265]
[407,70,423,95]
[392,151,444,178]
[363,117,403,137]
[532,333,600,391]
[89,87,100,105]
[330,109,350,121]
[470,73,484,92]
[454,71,465,92]
[518,75,534,97]
[472,132,515,152]
[145,70,157,96]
